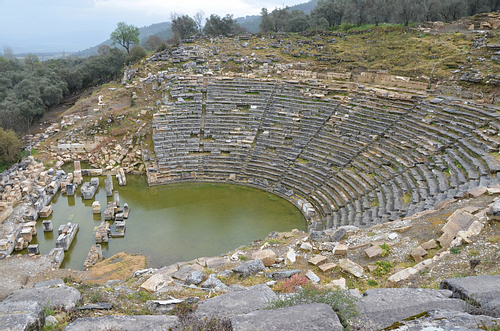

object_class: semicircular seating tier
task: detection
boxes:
[149,76,500,231]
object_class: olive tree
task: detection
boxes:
[110,22,140,54]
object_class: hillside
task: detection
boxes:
[72,22,172,57]
[1,13,500,331]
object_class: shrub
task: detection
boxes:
[0,127,22,164]
[373,261,393,277]
[267,284,359,329]
[276,274,310,293]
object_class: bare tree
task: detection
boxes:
[3,45,14,60]
[97,44,111,57]
[194,11,205,34]
[395,0,425,26]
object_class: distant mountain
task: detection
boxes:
[72,0,319,56]
[289,0,319,14]
[73,22,172,57]
[235,0,319,33]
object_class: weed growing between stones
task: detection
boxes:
[171,301,231,331]
[379,243,391,257]
[266,284,359,330]
[373,261,394,277]
[44,301,54,316]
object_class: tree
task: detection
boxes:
[194,11,205,34]
[395,0,425,26]
[126,46,147,64]
[110,22,140,54]
[259,8,274,33]
[144,35,164,51]
[204,14,241,36]
[24,53,39,72]
[288,10,311,32]
[311,0,345,28]
[97,44,111,57]
[3,46,14,61]
[171,13,197,40]
[0,127,22,164]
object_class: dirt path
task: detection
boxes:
[27,89,94,136]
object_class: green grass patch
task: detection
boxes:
[403,192,412,205]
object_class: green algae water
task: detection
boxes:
[17,173,306,270]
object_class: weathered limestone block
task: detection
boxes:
[104,202,116,220]
[105,175,113,197]
[92,201,101,214]
[285,248,296,265]
[66,315,179,331]
[339,259,363,277]
[440,275,500,316]
[488,199,500,221]
[364,246,383,258]
[252,249,276,267]
[95,222,110,244]
[232,259,265,278]
[308,255,328,266]
[39,205,52,218]
[56,222,79,251]
[421,239,438,250]
[326,278,346,290]
[48,248,64,266]
[84,244,103,269]
[185,270,206,285]
[81,182,97,200]
[388,267,418,284]
[305,270,320,283]
[171,264,203,281]
[28,244,39,255]
[333,244,348,256]
[388,309,500,330]
[140,274,174,292]
[265,269,301,280]
[0,300,45,331]
[0,239,9,251]
[196,284,276,318]
[21,228,33,243]
[354,288,466,330]
[66,183,75,196]
[411,246,428,263]
[201,274,230,291]
[466,186,487,198]
[319,263,337,272]
[4,285,82,310]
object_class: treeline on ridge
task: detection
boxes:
[260,0,500,32]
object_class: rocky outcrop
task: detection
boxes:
[441,275,500,317]
[230,303,343,331]
[195,284,276,318]
[3,284,81,310]
[0,300,45,331]
[66,315,179,331]
[354,288,466,330]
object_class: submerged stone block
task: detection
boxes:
[39,205,53,218]
[92,201,101,214]
[28,244,40,255]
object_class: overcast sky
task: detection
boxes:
[0,0,305,54]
